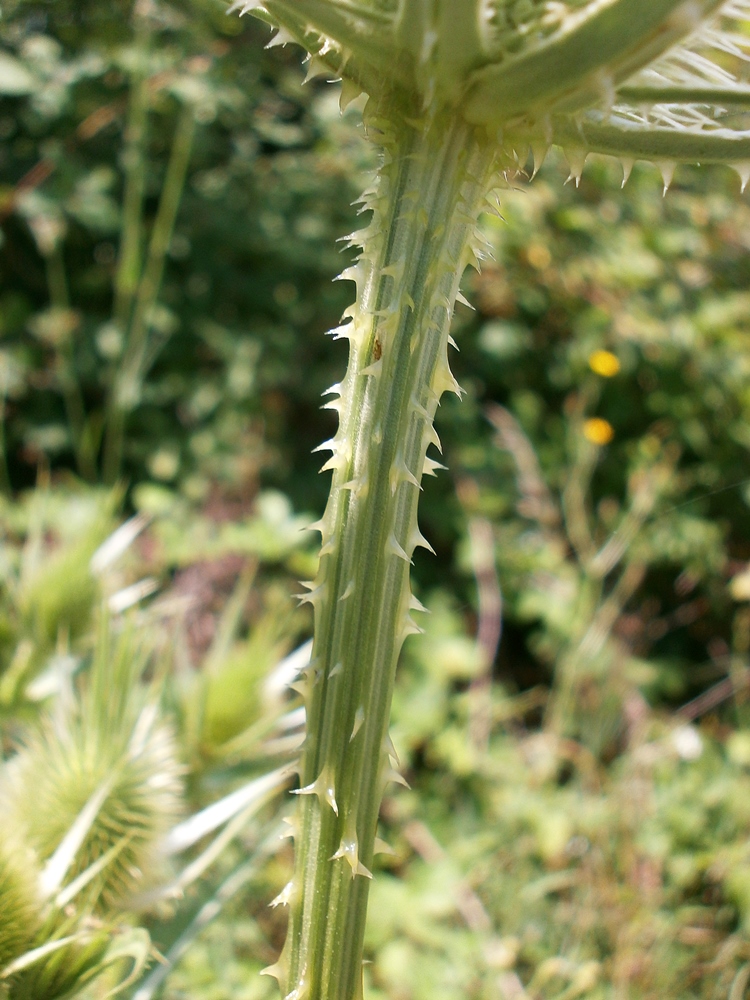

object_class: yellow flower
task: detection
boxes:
[588,350,620,378]
[583,417,615,446]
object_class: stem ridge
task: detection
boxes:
[276,99,498,1000]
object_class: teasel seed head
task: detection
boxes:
[4,704,184,911]
[0,831,41,972]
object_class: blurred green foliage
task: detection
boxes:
[0,481,308,1000]
[2,0,750,998]
[0,0,365,503]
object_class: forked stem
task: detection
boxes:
[273,97,498,1000]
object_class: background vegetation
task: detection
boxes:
[1,1,750,997]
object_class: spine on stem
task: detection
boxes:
[269,96,498,1000]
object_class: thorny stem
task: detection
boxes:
[232,0,750,991]
[273,98,498,1000]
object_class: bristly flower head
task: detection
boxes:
[6,708,184,911]
[0,832,41,971]
[231,0,750,183]
[1,624,184,913]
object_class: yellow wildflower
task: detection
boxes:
[583,418,615,446]
[588,350,621,378]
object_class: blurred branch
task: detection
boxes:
[466,514,502,752]
[131,822,286,1000]
[104,104,197,483]
[113,15,152,330]
[403,820,492,934]
[576,561,646,664]
[560,386,605,566]
[0,387,9,495]
[562,443,598,566]
[493,686,548,724]
[485,403,560,528]
[43,247,94,481]
[677,659,750,722]
[547,561,646,736]
[0,159,56,224]
[588,456,678,579]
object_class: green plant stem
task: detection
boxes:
[104,106,196,484]
[275,99,497,1000]
[0,388,10,495]
[547,560,645,738]
[113,12,150,331]
[45,242,69,312]
[44,248,96,482]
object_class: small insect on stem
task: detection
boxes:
[373,337,382,362]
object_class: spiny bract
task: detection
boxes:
[233,0,750,185]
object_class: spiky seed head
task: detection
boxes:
[0,831,41,971]
[6,918,112,1000]
[5,709,184,911]
[18,498,116,653]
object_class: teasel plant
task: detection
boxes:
[225,2,750,999]
[0,507,303,999]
